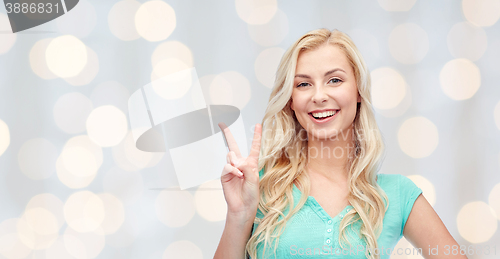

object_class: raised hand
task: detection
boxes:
[219,122,262,220]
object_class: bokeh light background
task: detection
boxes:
[0,0,499,258]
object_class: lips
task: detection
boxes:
[308,109,339,124]
[310,110,338,119]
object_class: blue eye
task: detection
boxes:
[329,78,342,84]
[296,82,309,88]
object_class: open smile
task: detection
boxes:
[308,109,339,124]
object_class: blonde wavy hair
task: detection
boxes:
[245,28,389,259]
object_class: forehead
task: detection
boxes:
[295,44,352,75]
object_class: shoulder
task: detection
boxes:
[376,174,423,236]
[376,173,423,207]
[376,173,400,191]
[376,173,417,189]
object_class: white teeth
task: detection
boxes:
[311,110,337,118]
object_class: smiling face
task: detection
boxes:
[291,43,361,141]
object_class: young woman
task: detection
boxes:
[214,29,467,259]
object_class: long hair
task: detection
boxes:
[245,28,389,259]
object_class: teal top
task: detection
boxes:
[251,170,422,259]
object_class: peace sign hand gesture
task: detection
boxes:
[219,123,262,221]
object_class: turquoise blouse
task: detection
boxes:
[251,170,422,259]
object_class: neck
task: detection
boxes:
[305,126,356,183]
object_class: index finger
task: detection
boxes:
[218,122,242,157]
[249,123,262,161]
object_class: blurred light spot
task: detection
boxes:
[56,156,96,189]
[0,14,16,55]
[163,240,203,259]
[462,0,500,27]
[457,201,497,243]
[53,92,93,134]
[23,208,58,236]
[56,0,97,38]
[30,38,57,80]
[108,0,141,41]
[61,146,98,177]
[0,119,9,157]
[64,191,105,233]
[371,67,406,110]
[103,166,144,204]
[488,183,500,220]
[248,9,288,46]
[135,1,176,42]
[210,76,232,106]
[377,0,417,11]
[86,105,128,147]
[348,29,380,67]
[18,208,58,249]
[0,218,32,258]
[97,193,124,235]
[25,194,65,230]
[255,47,285,88]
[151,59,192,100]
[447,22,487,61]
[210,71,251,109]
[407,175,436,206]
[45,237,76,259]
[18,138,58,180]
[56,135,102,189]
[46,35,88,78]
[494,101,500,131]
[90,81,130,113]
[439,58,481,100]
[65,135,104,167]
[398,117,439,158]
[112,132,163,172]
[152,41,193,69]
[64,47,99,86]
[64,227,105,259]
[195,180,226,221]
[235,0,277,25]
[388,23,429,64]
[62,234,87,259]
[155,191,195,228]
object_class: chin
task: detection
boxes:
[308,129,338,141]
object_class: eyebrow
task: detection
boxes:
[294,68,346,79]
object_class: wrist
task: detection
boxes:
[226,209,258,226]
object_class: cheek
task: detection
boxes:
[339,88,359,106]
[290,94,302,111]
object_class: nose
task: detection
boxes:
[311,85,327,103]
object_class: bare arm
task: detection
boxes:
[404,194,468,259]
[214,212,256,259]
[213,123,262,259]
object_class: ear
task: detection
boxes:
[290,99,294,111]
